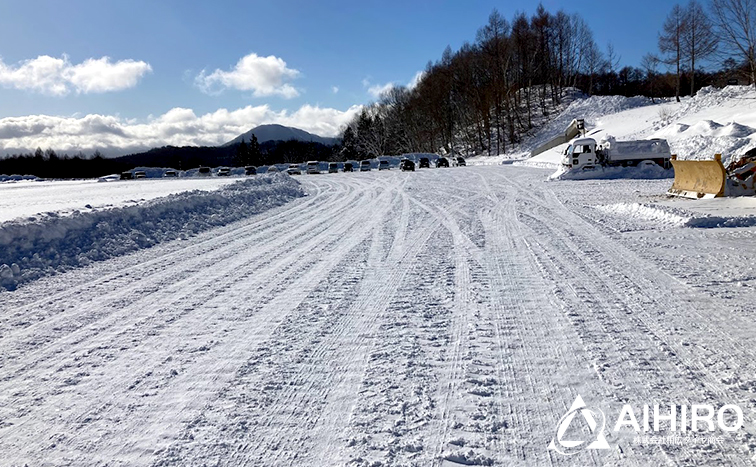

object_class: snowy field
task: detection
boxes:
[2,166,756,466]
[0,177,241,223]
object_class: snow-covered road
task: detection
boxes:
[2,166,756,466]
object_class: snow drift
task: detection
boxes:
[0,173,305,290]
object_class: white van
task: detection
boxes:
[307,161,320,174]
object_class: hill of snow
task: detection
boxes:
[497,85,756,169]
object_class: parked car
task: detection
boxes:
[436,157,449,168]
[287,164,302,175]
[343,162,354,172]
[307,161,320,174]
[134,170,147,179]
[163,170,178,177]
[120,171,134,180]
[217,167,231,176]
[98,174,120,182]
[399,159,415,171]
[456,156,467,167]
[360,160,372,171]
[328,162,339,173]
[198,166,212,176]
[419,157,430,168]
[379,159,390,170]
[245,166,257,175]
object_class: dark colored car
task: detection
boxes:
[343,162,354,172]
[120,171,134,180]
[245,166,257,175]
[436,157,449,168]
[456,156,466,167]
[399,159,415,171]
[419,157,430,168]
[198,166,212,176]
[328,162,339,173]
[379,159,390,170]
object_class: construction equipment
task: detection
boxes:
[667,151,756,198]
[531,119,584,157]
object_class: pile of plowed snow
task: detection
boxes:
[548,163,672,180]
[0,173,305,290]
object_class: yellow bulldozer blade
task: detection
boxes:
[668,154,727,199]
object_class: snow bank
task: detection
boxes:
[0,173,305,290]
[0,175,42,182]
[595,203,691,227]
[648,85,756,165]
[548,163,673,180]
[596,202,756,229]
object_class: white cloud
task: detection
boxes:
[408,70,425,90]
[0,104,363,156]
[0,55,151,96]
[331,86,339,94]
[66,57,153,94]
[195,53,301,98]
[362,76,394,99]
[362,71,426,99]
[367,82,394,99]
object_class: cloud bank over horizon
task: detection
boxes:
[0,103,362,157]
[0,55,152,96]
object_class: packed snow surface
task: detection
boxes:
[2,166,756,466]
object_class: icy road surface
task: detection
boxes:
[1,166,756,466]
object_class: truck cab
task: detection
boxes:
[562,138,597,170]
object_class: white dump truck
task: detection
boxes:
[562,136,672,170]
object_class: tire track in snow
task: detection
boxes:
[0,177,397,466]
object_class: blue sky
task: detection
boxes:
[0,0,689,155]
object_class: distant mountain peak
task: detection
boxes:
[224,124,339,146]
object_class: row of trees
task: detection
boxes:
[0,138,343,178]
[0,148,120,179]
[341,0,756,159]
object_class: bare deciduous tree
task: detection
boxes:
[641,53,662,102]
[683,0,718,94]
[659,4,687,101]
[710,0,756,86]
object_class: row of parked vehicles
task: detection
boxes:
[116,155,468,180]
[286,156,467,175]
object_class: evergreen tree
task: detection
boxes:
[341,126,358,160]
[249,134,262,166]
[235,139,249,166]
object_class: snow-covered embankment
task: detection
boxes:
[0,173,305,289]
